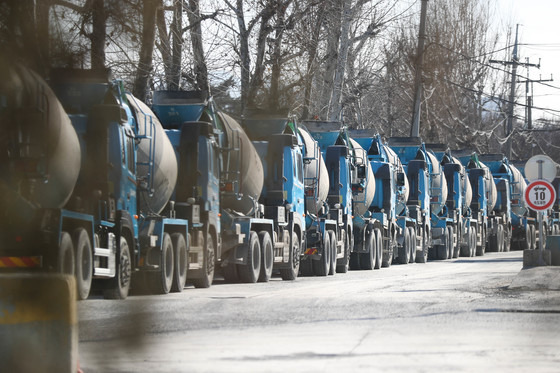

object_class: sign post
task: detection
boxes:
[524,155,558,266]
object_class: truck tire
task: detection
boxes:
[171,233,188,293]
[398,228,410,264]
[238,231,261,283]
[452,225,461,258]
[149,232,174,294]
[376,228,385,268]
[408,227,417,263]
[192,233,215,288]
[328,231,337,276]
[416,227,429,263]
[359,231,375,270]
[447,226,455,259]
[104,236,132,299]
[72,228,92,300]
[57,232,75,276]
[258,231,273,282]
[336,231,350,273]
[314,231,331,276]
[280,232,300,280]
[436,227,449,260]
[476,226,485,256]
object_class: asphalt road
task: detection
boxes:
[78,250,560,372]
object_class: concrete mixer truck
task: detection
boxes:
[0,63,190,299]
[427,145,480,259]
[302,121,377,272]
[349,130,405,266]
[292,123,342,276]
[477,154,530,252]
[152,91,300,285]
[460,154,512,253]
[388,137,449,263]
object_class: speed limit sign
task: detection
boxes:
[525,180,556,211]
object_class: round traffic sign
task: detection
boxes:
[524,155,558,182]
[525,180,556,211]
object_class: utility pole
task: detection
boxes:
[410,0,428,138]
[519,74,553,129]
[490,25,539,158]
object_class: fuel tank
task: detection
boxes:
[349,138,376,217]
[218,112,264,215]
[0,60,81,209]
[298,127,329,216]
[126,94,178,214]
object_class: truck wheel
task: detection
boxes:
[436,229,448,260]
[471,226,478,256]
[149,233,174,294]
[171,233,188,293]
[408,227,417,263]
[72,228,92,300]
[476,226,485,256]
[336,231,350,273]
[496,225,504,253]
[258,231,273,282]
[104,236,132,299]
[452,225,460,258]
[238,231,261,283]
[57,232,75,275]
[314,231,331,276]
[398,228,410,264]
[416,227,429,263]
[328,231,337,275]
[192,233,215,288]
[447,226,454,259]
[376,228,386,268]
[359,231,375,270]
[280,232,300,280]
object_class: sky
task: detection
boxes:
[497,0,560,124]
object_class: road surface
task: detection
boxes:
[78,250,560,372]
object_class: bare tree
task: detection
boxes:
[133,0,160,100]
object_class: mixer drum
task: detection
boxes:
[218,112,265,215]
[298,128,329,216]
[349,138,375,217]
[0,61,81,209]
[126,94,178,214]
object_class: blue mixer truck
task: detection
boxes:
[0,63,190,299]
[241,116,307,279]
[302,122,378,271]
[152,91,301,285]
[349,130,412,265]
[295,123,342,276]
[426,145,482,259]
[388,137,449,263]
[477,154,527,252]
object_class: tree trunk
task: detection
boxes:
[187,0,208,93]
[302,3,326,120]
[328,0,352,122]
[170,0,183,90]
[233,0,250,114]
[133,0,159,100]
[90,0,106,69]
[156,6,172,88]
[318,0,342,119]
